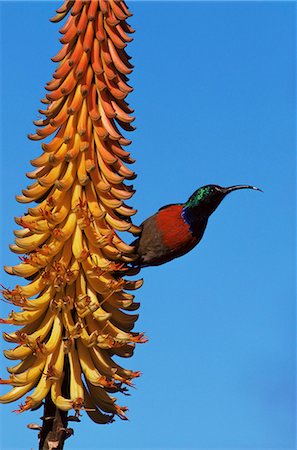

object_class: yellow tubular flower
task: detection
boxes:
[0,0,146,423]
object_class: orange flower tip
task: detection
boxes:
[55,180,64,190]
[63,136,71,144]
[3,265,13,275]
[78,129,87,138]
[119,138,132,146]
[89,111,100,121]
[128,172,137,180]
[33,118,45,127]
[61,87,70,95]
[50,14,63,24]
[86,163,95,173]
[40,97,50,104]
[80,85,88,96]
[65,153,72,162]
[83,46,91,54]
[45,94,52,101]
[79,143,88,152]
[48,155,57,164]
[80,176,90,186]
[27,133,40,141]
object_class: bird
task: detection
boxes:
[132,184,261,268]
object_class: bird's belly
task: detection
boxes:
[160,221,198,257]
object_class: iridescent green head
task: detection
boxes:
[183,184,261,222]
[185,185,214,209]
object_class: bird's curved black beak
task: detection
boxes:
[224,185,263,194]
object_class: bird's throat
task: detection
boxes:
[182,206,208,237]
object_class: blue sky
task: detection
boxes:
[0,1,296,449]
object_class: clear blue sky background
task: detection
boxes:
[0,1,295,449]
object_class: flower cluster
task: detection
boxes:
[0,0,145,424]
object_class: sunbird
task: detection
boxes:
[132,184,261,267]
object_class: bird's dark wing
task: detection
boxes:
[158,202,183,212]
